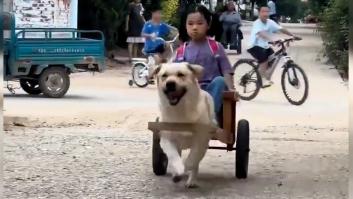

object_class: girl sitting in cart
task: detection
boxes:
[174,5,236,126]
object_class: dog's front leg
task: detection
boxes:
[160,136,184,182]
[184,136,209,188]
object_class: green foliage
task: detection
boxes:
[277,0,306,21]
[319,0,348,74]
[78,0,129,50]
[161,0,180,27]
[308,0,330,15]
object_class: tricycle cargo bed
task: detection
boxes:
[12,29,105,73]
[15,39,104,61]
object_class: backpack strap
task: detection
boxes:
[207,37,220,58]
[175,42,188,62]
[207,37,223,76]
[176,38,224,77]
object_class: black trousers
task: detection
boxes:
[221,24,240,48]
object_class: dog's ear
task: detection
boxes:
[160,58,168,64]
[187,64,204,79]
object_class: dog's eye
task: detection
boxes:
[162,73,168,78]
[177,73,185,78]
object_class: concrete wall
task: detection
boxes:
[3,0,13,12]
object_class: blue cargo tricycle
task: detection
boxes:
[3,12,106,98]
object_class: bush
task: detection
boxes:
[161,0,180,27]
[78,0,129,50]
[319,0,348,75]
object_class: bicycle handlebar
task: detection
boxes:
[269,37,302,45]
[154,33,179,44]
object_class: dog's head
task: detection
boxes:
[152,62,204,106]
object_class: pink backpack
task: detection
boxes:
[175,37,221,61]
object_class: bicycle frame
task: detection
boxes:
[130,32,180,85]
[263,39,294,81]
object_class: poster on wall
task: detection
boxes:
[13,0,77,37]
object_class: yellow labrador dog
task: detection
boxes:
[152,62,216,188]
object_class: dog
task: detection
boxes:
[152,62,217,188]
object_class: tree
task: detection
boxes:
[308,0,330,15]
[319,0,348,75]
[277,0,306,22]
[161,0,179,26]
[78,0,129,49]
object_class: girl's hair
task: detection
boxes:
[179,4,220,42]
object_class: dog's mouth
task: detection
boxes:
[163,88,187,106]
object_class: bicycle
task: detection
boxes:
[128,32,179,88]
[232,37,309,105]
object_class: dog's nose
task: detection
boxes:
[166,81,176,91]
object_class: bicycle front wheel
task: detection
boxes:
[232,60,261,101]
[281,63,309,105]
[132,63,149,88]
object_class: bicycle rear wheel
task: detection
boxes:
[132,63,149,88]
[232,60,261,101]
[281,63,309,105]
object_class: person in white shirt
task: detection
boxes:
[267,0,278,23]
[247,6,301,86]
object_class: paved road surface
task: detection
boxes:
[3,24,349,198]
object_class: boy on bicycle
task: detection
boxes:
[141,6,173,65]
[142,6,178,82]
[248,6,301,86]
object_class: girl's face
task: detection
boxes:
[186,12,209,41]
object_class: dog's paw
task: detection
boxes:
[174,160,185,177]
[172,175,183,183]
[185,181,198,188]
[185,175,198,188]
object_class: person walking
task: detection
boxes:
[125,0,145,61]
[267,0,278,23]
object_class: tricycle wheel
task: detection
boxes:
[20,79,42,95]
[152,131,168,176]
[132,63,149,88]
[39,67,70,98]
[128,80,134,86]
[236,119,250,179]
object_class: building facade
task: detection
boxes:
[5,0,77,28]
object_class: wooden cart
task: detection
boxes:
[148,91,250,179]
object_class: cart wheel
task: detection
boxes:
[236,119,250,179]
[128,80,134,86]
[152,131,168,176]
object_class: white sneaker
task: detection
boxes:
[262,78,274,88]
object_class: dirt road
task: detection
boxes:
[3,24,349,198]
